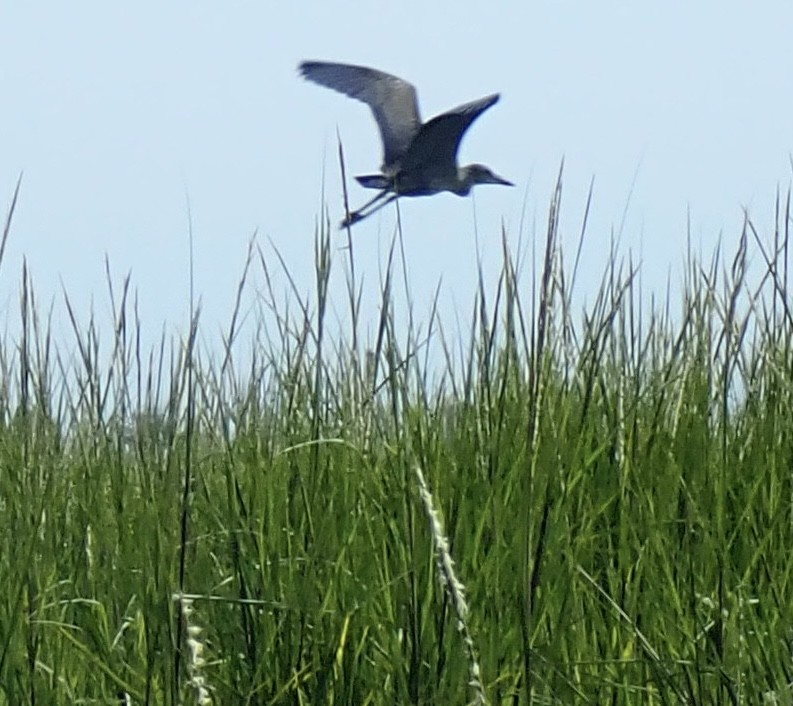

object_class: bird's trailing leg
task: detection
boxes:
[340,190,398,228]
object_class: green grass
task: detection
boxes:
[1,173,793,705]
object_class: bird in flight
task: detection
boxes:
[299,61,513,227]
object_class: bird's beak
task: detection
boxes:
[490,172,513,187]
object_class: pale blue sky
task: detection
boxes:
[1,3,791,352]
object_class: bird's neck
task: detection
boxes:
[454,167,474,196]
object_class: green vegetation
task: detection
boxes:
[1,175,792,705]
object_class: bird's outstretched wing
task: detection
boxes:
[399,93,500,171]
[299,61,422,168]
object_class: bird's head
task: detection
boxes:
[458,164,513,194]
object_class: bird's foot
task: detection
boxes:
[339,211,364,229]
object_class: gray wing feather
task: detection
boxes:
[299,61,421,168]
[399,94,500,171]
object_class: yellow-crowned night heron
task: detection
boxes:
[299,60,513,227]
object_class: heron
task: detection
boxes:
[298,60,513,227]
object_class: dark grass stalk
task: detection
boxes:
[0,173,22,277]
[307,220,331,542]
[337,137,364,409]
[521,161,563,703]
[174,200,200,704]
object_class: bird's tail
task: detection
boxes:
[355,174,391,190]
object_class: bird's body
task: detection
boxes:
[298,61,512,226]
[356,162,489,197]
